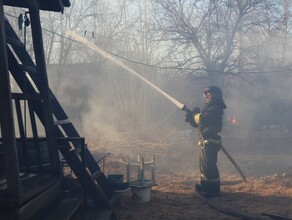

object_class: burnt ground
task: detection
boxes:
[88,128,292,220]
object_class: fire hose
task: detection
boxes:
[221,145,247,182]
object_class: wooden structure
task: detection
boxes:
[0,1,116,219]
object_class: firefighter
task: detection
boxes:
[184,86,226,197]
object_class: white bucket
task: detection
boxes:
[131,186,151,202]
[115,188,131,204]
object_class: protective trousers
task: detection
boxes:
[198,139,221,194]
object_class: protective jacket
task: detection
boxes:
[195,98,226,139]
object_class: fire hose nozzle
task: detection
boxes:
[181,104,190,112]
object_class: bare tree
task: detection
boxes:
[41,0,101,64]
[150,0,269,85]
[253,0,292,68]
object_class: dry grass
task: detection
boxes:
[86,129,292,219]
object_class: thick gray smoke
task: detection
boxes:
[48,63,292,177]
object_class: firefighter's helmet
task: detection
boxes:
[204,86,223,99]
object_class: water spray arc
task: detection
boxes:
[67,31,185,110]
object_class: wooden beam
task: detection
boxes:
[3,0,70,12]
[17,178,61,220]
[15,99,29,171]
[0,1,21,198]
[29,9,60,173]
[28,101,42,171]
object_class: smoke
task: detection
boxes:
[219,72,292,177]
[48,61,292,177]
[47,56,292,178]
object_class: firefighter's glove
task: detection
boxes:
[184,107,200,128]
[192,107,201,115]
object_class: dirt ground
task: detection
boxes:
[88,128,292,220]
[111,171,292,220]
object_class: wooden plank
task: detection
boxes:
[32,193,85,220]
[84,148,115,201]
[0,1,21,199]
[7,48,46,126]
[29,10,60,173]
[0,173,57,210]
[51,95,80,137]
[5,20,41,89]
[18,64,37,74]
[14,99,29,171]
[5,20,55,176]
[19,174,60,206]
[54,119,70,126]
[28,101,42,171]
[0,172,28,189]
[6,36,24,48]
[17,178,61,220]
[58,147,110,209]
[11,92,42,100]
[3,0,70,12]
